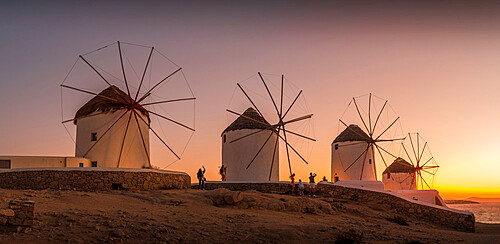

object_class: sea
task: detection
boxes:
[448,202,500,224]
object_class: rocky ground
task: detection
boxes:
[0,188,498,243]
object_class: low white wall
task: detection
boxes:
[390,189,446,207]
[0,156,92,169]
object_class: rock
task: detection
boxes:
[0,209,15,217]
[242,194,262,207]
[318,202,335,215]
[267,201,285,211]
[205,188,230,206]
[241,201,252,209]
[304,204,320,215]
[284,201,301,212]
[212,188,230,195]
[224,191,243,205]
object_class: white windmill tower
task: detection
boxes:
[73,85,151,168]
[332,93,404,182]
[61,41,195,168]
[383,133,439,190]
[331,124,374,181]
[382,157,417,190]
[222,107,279,181]
[223,72,315,181]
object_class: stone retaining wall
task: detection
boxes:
[0,200,34,226]
[317,184,475,232]
[0,168,190,191]
[193,182,475,232]
[195,182,292,192]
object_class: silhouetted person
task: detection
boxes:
[197,166,206,190]
[290,173,296,195]
[309,172,317,197]
[219,165,227,181]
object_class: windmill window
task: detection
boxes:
[91,161,97,167]
[91,132,97,141]
[223,135,226,143]
[0,160,11,169]
[369,159,372,164]
[387,173,390,179]
[79,163,84,167]
[334,144,339,150]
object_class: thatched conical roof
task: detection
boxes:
[333,124,371,143]
[383,157,415,174]
[74,85,149,122]
[223,107,273,134]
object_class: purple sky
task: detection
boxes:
[1,1,499,197]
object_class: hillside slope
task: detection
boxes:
[0,189,498,243]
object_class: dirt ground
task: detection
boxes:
[0,188,498,243]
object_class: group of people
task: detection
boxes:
[198,165,327,196]
[290,172,327,196]
[197,165,227,190]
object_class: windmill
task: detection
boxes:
[332,93,405,181]
[382,157,417,190]
[400,133,439,189]
[223,72,315,181]
[60,41,195,168]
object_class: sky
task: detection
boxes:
[0,1,499,199]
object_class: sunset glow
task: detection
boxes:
[0,1,499,199]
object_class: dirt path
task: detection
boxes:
[0,189,498,243]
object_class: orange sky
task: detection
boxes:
[0,1,498,198]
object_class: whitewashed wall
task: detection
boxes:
[331,141,375,181]
[222,129,279,181]
[390,189,446,206]
[75,110,150,168]
[0,156,91,168]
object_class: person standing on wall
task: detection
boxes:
[298,179,305,196]
[197,166,206,190]
[220,165,227,181]
[290,173,296,195]
[309,172,317,197]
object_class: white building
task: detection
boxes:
[382,157,417,191]
[0,156,91,169]
[331,124,375,181]
[222,108,279,181]
[74,85,150,168]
